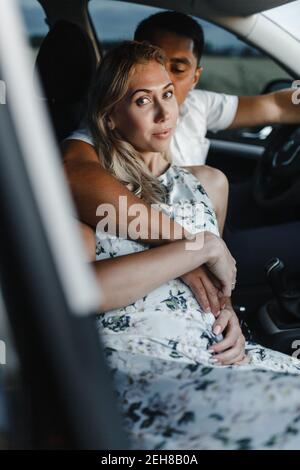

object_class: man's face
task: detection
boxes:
[145,30,202,106]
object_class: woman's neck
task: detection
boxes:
[139,151,170,177]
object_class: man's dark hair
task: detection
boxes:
[134,11,204,64]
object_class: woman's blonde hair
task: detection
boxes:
[87,41,169,204]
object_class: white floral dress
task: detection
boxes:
[96,165,300,450]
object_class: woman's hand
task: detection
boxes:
[209,307,247,365]
[203,232,237,298]
[180,265,226,316]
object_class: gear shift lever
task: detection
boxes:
[256,259,300,354]
[266,257,300,322]
[265,258,287,296]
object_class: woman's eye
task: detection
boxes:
[164,90,174,99]
[136,96,151,106]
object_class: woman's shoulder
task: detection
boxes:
[162,164,204,180]
[173,165,210,198]
[181,165,220,183]
[161,165,208,196]
[180,165,205,180]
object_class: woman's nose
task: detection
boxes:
[154,102,170,122]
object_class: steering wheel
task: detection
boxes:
[253,124,300,210]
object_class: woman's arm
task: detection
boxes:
[86,231,236,312]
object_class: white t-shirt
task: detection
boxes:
[65,89,238,166]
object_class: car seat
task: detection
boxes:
[35,20,98,142]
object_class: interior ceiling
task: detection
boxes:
[124,0,296,17]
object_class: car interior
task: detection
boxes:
[0,0,299,449]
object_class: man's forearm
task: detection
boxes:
[64,159,190,245]
[229,88,300,129]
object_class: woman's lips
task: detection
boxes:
[152,128,172,138]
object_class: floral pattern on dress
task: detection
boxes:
[95,165,300,449]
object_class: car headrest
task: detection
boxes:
[35,20,97,103]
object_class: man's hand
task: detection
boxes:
[181,265,226,316]
[209,307,247,365]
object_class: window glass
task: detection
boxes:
[17,0,49,60]
[198,19,291,95]
[89,0,292,95]
[89,0,162,53]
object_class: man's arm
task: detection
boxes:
[228,88,300,129]
[62,139,188,244]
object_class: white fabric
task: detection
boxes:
[170,89,238,166]
[65,89,238,166]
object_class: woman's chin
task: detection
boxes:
[149,141,171,153]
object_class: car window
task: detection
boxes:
[88,0,292,96]
[88,0,162,54]
[18,0,49,61]
[198,19,292,95]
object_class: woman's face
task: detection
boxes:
[110,60,178,154]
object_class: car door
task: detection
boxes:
[0,0,128,450]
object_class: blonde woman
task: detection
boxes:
[69,42,300,450]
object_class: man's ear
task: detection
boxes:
[192,66,203,90]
